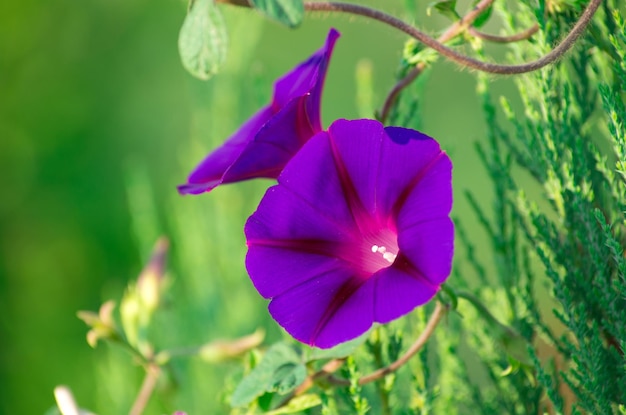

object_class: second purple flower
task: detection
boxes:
[178,29,340,195]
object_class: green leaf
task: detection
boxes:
[270,362,307,394]
[427,0,460,21]
[178,0,228,80]
[231,342,304,407]
[471,0,493,28]
[250,0,304,28]
[266,394,322,415]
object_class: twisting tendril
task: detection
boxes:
[217,0,602,122]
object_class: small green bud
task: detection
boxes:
[136,237,169,315]
[120,238,170,351]
[199,329,265,363]
[77,301,120,348]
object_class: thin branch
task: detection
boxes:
[296,358,345,395]
[275,302,447,409]
[329,301,447,386]
[380,0,494,122]
[468,24,539,43]
[304,1,599,75]
[303,0,601,122]
[276,358,345,407]
[216,0,600,120]
[129,364,161,415]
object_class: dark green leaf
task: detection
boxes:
[178,0,228,80]
[471,0,493,28]
[427,0,460,21]
[231,342,303,407]
[250,0,304,28]
[270,363,307,394]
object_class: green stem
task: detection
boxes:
[368,329,392,415]
[456,291,502,328]
[329,301,447,386]
[128,363,161,415]
[468,24,539,43]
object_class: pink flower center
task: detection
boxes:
[370,245,397,263]
[357,228,399,275]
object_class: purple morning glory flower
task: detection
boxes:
[245,119,454,348]
[178,29,340,195]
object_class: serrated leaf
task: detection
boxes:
[265,394,322,415]
[427,0,460,21]
[178,0,228,80]
[231,343,304,407]
[250,0,304,28]
[270,363,307,394]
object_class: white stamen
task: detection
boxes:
[383,252,397,263]
[370,245,397,263]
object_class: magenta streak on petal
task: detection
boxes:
[327,134,374,237]
[391,150,449,288]
[294,94,317,146]
[392,150,446,219]
[390,253,440,291]
[247,237,376,279]
[246,236,370,345]
[308,272,367,345]
[276,165,358,235]
[247,238,343,259]
[294,133,393,345]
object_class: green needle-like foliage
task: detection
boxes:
[459,1,626,413]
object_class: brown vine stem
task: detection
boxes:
[304,0,600,75]
[128,363,161,415]
[216,0,600,120]
[378,0,495,122]
[468,24,540,43]
[302,0,601,122]
[276,301,447,409]
[336,301,447,386]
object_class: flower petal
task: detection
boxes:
[381,127,449,218]
[397,217,454,285]
[245,183,354,298]
[178,28,340,195]
[273,28,340,130]
[221,97,312,183]
[372,264,439,323]
[325,119,384,220]
[247,174,354,242]
[276,131,356,230]
[246,246,344,298]
[178,106,273,194]
[323,121,449,223]
[268,269,373,348]
[395,153,453,228]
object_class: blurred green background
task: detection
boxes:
[0,0,513,413]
